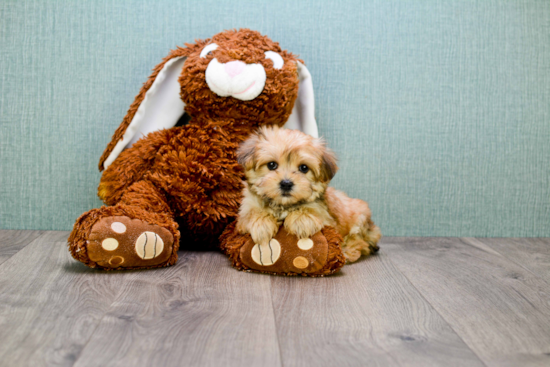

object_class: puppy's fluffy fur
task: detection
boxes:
[236,126,381,262]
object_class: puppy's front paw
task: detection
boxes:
[284,212,324,239]
[248,225,278,248]
[238,213,279,249]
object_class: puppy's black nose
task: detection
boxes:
[279,179,294,192]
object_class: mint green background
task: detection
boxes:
[1,0,549,236]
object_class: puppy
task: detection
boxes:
[236,126,381,262]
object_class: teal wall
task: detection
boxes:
[1,0,549,236]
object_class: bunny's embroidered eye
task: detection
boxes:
[200,43,218,58]
[264,51,284,69]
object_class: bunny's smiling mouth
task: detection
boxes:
[234,81,256,95]
[210,80,256,96]
[205,58,266,101]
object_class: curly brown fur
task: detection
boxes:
[98,120,249,239]
[219,221,250,269]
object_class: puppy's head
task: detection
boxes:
[237,126,338,206]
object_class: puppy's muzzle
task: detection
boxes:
[280,179,294,194]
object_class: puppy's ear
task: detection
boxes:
[237,135,259,170]
[319,146,338,182]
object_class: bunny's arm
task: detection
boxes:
[98,129,172,205]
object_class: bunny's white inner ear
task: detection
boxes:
[103,56,187,169]
[283,61,318,138]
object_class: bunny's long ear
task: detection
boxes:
[283,61,319,138]
[99,52,188,170]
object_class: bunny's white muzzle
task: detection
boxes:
[205,58,266,101]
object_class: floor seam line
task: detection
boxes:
[384,248,490,367]
[269,277,285,367]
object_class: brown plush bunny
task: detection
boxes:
[68,29,345,274]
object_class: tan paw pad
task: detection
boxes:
[111,222,127,233]
[135,231,165,260]
[109,256,124,266]
[293,256,309,269]
[101,238,119,251]
[297,238,314,250]
[251,239,281,266]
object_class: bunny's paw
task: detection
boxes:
[84,216,174,269]
[231,226,345,276]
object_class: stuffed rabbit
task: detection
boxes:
[68,29,345,274]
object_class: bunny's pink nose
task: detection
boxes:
[224,60,246,78]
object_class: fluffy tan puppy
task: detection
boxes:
[236,126,381,262]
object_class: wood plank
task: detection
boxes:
[465,238,550,283]
[383,237,550,367]
[270,250,484,367]
[0,230,44,265]
[0,231,129,366]
[74,251,282,367]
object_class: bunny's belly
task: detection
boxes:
[147,125,247,233]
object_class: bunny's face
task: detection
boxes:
[179,29,301,128]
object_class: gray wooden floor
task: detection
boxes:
[0,231,549,367]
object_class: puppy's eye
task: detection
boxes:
[267,161,278,170]
[264,51,284,69]
[200,43,218,58]
[299,164,309,173]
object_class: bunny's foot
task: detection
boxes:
[68,205,179,270]
[87,216,174,269]
[220,223,346,276]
